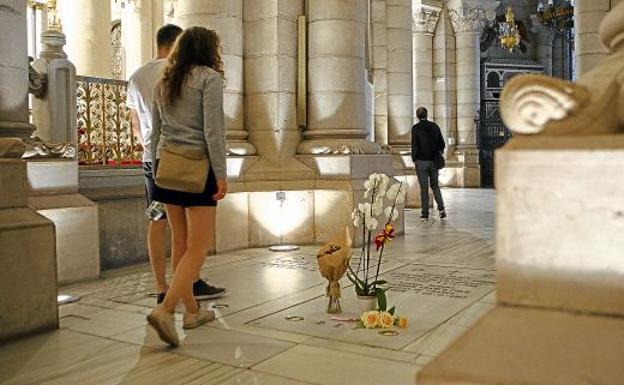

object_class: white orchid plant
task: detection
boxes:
[348,173,407,308]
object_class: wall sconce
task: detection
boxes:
[268,191,300,252]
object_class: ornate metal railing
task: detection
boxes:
[76,76,142,166]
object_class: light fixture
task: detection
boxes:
[536,0,574,32]
[268,191,300,252]
[57,294,81,305]
[499,4,521,52]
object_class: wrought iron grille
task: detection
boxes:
[76,76,142,166]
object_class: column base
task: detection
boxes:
[227,141,257,156]
[297,139,383,155]
[0,159,57,343]
[0,121,36,139]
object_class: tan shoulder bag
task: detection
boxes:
[155,142,210,193]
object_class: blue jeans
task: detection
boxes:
[416,160,445,216]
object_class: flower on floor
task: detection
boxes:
[397,316,408,329]
[380,311,395,328]
[361,310,381,328]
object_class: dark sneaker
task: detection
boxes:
[439,210,447,219]
[420,214,429,220]
[156,292,166,305]
[193,279,226,300]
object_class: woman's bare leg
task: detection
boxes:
[162,206,216,313]
[166,204,187,274]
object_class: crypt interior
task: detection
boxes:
[0,0,623,384]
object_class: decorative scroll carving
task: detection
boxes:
[110,21,123,80]
[28,57,47,98]
[500,2,624,136]
[413,6,441,35]
[76,76,142,165]
[22,137,75,159]
[447,0,499,33]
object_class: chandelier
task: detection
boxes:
[537,0,574,32]
[499,5,521,52]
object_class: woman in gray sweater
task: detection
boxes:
[147,27,227,346]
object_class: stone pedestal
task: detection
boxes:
[0,158,57,342]
[28,160,99,285]
[418,136,624,383]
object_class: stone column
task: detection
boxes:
[0,0,35,138]
[372,0,388,147]
[530,16,555,76]
[448,0,498,187]
[59,0,112,77]
[298,0,380,154]
[170,0,255,155]
[412,2,441,119]
[386,0,413,150]
[433,8,457,154]
[574,0,610,76]
[121,0,154,77]
[0,0,57,342]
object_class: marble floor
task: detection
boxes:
[0,189,496,385]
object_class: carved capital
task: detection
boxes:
[413,4,442,35]
[447,0,500,34]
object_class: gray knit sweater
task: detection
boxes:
[151,66,227,180]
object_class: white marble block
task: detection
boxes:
[495,136,624,316]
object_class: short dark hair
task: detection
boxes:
[416,107,428,120]
[157,24,183,48]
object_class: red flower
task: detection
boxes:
[374,224,395,251]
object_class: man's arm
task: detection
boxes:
[435,123,446,152]
[129,109,144,146]
[411,125,419,162]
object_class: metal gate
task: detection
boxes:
[479,61,544,187]
[478,101,511,187]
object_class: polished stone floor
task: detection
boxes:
[0,189,496,385]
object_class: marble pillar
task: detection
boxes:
[530,16,555,76]
[448,0,499,187]
[0,0,35,138]
[372,0,389,147]
[241,0,313,178]
[574,0,610,76]
[171,0,255,155]
[412,2,441,120]
[298,0,380,155]
[0,0,57,342]
[59,0,112,77]
[121,0,155,78]
[386,0,413,151]
[433,8,457,158]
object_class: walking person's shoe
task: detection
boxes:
[146,305,179,346]
[439,209,447,219]
[183,308,216,329]
[156,292,166,305]
[193,279,226,300]
[420,213,429,220]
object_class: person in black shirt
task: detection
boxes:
[411,107,446,219]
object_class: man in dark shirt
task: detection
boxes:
[411,107,446,219]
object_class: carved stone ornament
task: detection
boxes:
[297,141,383,155]
[22,137,76,159]
[447,0,500,34]
[413,5,441,35]
[500,2,624,136]
[28,57,47,98]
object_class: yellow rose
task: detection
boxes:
[380,311,395,328]
[397,316,408,329]
[361,311,381,329]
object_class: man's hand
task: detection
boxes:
[213,179,227,201]
[129,109,144,146]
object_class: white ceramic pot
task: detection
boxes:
[357,295,377,312]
